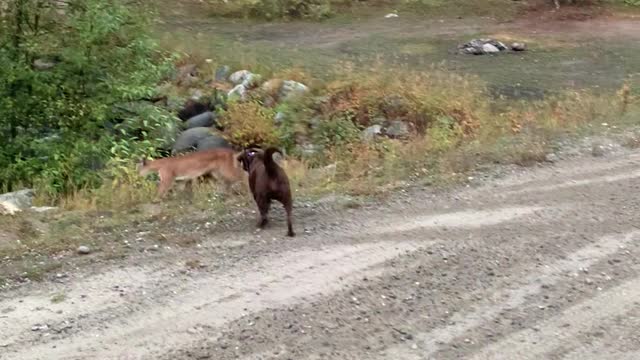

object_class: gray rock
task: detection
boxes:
[31,206,58,213]
[77,246,91,255]
[545,153,559,163]
[362,124,383,142]
[215,65,231,81]
[189,89,204,101]
[482,43,500,54]
[241,73,262,89]
[228,84,247,101]
[196,134,231,151]
[229,70,252,85]
[511,42,527,51]
[385,120,410,138]
[185,111,217,129]
[274,112,286,124]
[172,127,214,154]
[591,143,607,157]
[0,189,35,212]
[279,80,309,100]
[33,59,56,71]
[462,46,484,55]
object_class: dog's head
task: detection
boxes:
[237,148,262,172]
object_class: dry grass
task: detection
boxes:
[4,63,637,287]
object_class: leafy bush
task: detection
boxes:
[206,0,333,20]
[219,101,280,147]
[312,116,361,148]
[0,0,172,196]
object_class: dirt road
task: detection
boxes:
[1,149,640,359]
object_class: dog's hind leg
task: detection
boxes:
[258,198,271,229]
[284,201,295,237]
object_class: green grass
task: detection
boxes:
[156,4,640,98]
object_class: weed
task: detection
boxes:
[50,292,67,304]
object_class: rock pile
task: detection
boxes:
[459,39,527,55]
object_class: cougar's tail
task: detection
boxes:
[263,147,282,178]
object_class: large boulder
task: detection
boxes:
[228,84,247,101]
[172,127,215,154]
[482,43,500,54]
[362,124,383,142]
[0,189,35,215]
[196,135,231,151]
[459,38,513,55]
[229,70,253,85]
[279,80,309,101]
[385,120,410,139]
[186,111,218,129]
[511,42,527,51]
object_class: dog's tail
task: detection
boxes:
[263,147,282,178]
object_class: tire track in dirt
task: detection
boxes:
[2,150,640,359]
[0,206,551,359]
[381,231,640,360]
[468,275,640,360]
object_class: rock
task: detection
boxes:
[274,112,286,124]
[362,124,383,142]
[494,41,508,51]
[482,43,500,54]
[385,120,410,138]
[196,134,231,151]
[185,111,217,129]
[0,189,35,215]
[77,246,91,255]
[279,80,309,101]
[31,324,49,332]
[384,13,399,18]
[228,84,247,101]
[172,127,215,154]
[189,89,204,101]
[215,65,231,81]
[0,202,21,216]
[31,206,58,213]
[511,42,527,51]
[241,73,262,89]
[33,59,56,71]
[544,153,559,163]
[591,143,607,157]
[229,70,252,85]
[463,47,484,55]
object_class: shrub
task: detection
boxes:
[206,0,333,20]
[0,0,172,197]
[219,101,280,147]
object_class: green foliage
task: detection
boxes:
[206,0,333,20]
[623,0,640,6]
[0,0,172,197]
[312,115,361,148]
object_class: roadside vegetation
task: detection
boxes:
[0,0,639,286]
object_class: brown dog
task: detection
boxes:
[238,147,294,237]
[138,148,244,198]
